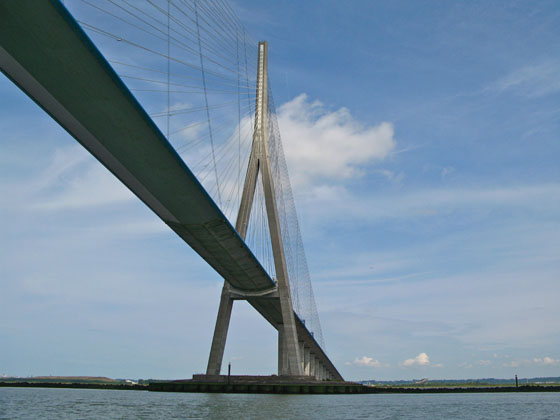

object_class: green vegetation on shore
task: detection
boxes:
[0,376,122,385]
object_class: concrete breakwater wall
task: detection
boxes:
[2,380,559,394]
[149,381,366,394]
[149,379,560,395]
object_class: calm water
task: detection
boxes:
[0,388,558,419]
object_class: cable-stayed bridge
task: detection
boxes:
[0,0,342,381]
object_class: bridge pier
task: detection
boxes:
[277,325,287,374]
[303,346,310,375]
[298,341,305,373]
[309,354,316,379]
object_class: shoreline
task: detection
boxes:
[2,381,559,394]
[0,382,146,391]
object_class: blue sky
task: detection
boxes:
[1,0,560,381]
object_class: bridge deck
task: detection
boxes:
[0,0,342,381]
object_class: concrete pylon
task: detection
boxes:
[206,41,303,376]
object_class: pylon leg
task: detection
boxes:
[278,325,286,374]
[275,290,303,375]
[206,282,233,375]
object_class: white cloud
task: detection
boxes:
[376,169,405,184]
[277,94,396,187]
[533,356,560,366]
[172,117,207,143]
[24,146,135,211]
[0,145,137,213]
[401,352,430,367]
[491,60,560,98]
[33,162,134,210]
[400,352,442,368]
[352,356,386,368]
[476,360,491,367]
[31,146,91,192]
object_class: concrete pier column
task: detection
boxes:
[278,325,288,375]
[304,347,311,375]
[310,353,316,379]
[298,341,305,373]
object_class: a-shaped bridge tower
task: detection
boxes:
[207,42,306,377]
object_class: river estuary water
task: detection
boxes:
[0,387,558,419]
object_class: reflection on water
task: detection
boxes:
[1,387,559,419]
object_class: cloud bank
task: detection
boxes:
[504,356,560,368]
[534,356,560,366]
